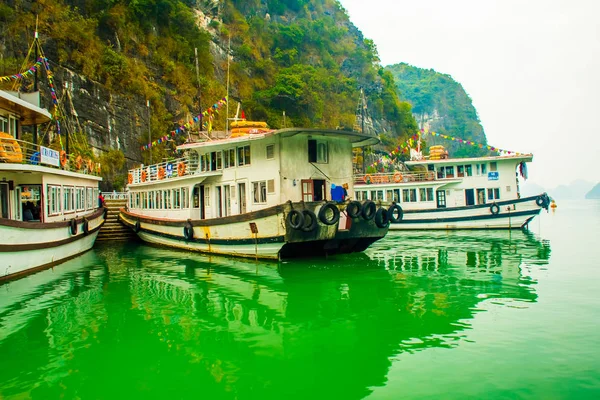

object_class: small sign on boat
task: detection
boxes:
[488,172,499,181]
[40,146,60,167]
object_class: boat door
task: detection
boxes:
[436,190,447,208]
[465,189,475,206]
[238,182,247,214]
[300,179,326,201]
[0,182,9,218]
[191,184,205,220]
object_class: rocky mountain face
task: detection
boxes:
[386,63,488,157]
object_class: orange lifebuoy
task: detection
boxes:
[363,174,373,184]
[75,155,83,170]
[128,173,133,184]
[177,162,186,177]
[141,170,147,182]
[158,167,165,180]
[393,172,403,183]
[60,150,67,167]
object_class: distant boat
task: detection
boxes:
[120,125,390,259]
[353,145,550,230]
[0,90,105,281]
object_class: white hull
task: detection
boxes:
[120,201,388,260]
[390,196,544,230]
[0,210,105,280]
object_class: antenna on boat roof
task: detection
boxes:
[225,35,231,135]
[194,47,202,130]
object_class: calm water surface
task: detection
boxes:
[1,200,599,399]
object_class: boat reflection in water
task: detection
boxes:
[0,231,550,399]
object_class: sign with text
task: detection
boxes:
[40,146,60,167]
[488,172,499,181]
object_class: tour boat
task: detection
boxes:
[353,147,550,230]
[120,126,391,260]
[0,89,105,281]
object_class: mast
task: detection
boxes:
[194,47,202,131]
[33,23,38,145]
[225,35,231,134]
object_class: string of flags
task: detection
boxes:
[0,57,44,82]
[369,130,527,170]
[142,97,227,150]
[420,129,525,155]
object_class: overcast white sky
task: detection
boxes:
[338,0,600,188]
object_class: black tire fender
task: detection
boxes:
[133,220,141,233]
[375,207,390,228]
[490,204,500,215]
[361,201,376,220]
[286,209,304,230]
[318,202,340,226]
[82,218,90,235]
[301,209,318,232]
[183,220,194,240]
[387,203,403,223]
[346,201,362,219]
[69,219,78,235]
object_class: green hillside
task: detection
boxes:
[0,0,418,167]
[386,62,488,157]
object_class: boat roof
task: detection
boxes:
[177,128,380,151]
[0,90,52,125]
[405,153,533,166]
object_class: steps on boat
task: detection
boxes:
[96,198,138,242]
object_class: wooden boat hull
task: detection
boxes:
[120,201,389,260]
[389,194,547,230]
[0,208,106,281]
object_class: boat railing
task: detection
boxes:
[102,191,128,200]
[0,136,101,176]
[128,157,194,184]
[354,171,437,185]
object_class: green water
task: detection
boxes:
[1,201,599,399]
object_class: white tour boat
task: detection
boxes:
[120,125,391,259]
[353,146,550,230]
[0,89,105,281]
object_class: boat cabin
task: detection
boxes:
[127,128,378,219]
[353,154,532,209]
[0,90,102,223]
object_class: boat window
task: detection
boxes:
[403,189,417,202]
[481,163,487,174]
[252,181,267,204]
[63,187,75,213]
[47,185,61,215]
[266,144,275,160]
[182,187,190,209]
[465,165,473,177]
[419,188,434,202]
[393,189,400,203]
[308,139,328,163]
[238,145,251,166]
[487,188,500,200]
[445,166,454,178]
[490,162,497,172]
[76,187,85,211]
[457,166,464,177]
[216,151,222,170]
[477,188,486,204]
[386,190,394,202]
[224,149,236,168]
[86,188,93,209]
